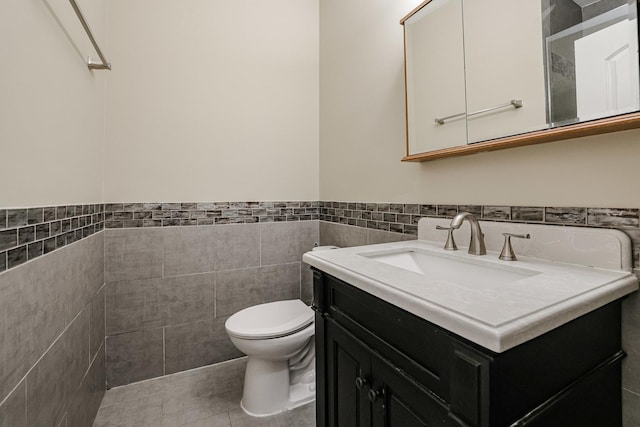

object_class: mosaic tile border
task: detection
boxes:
[2,200,638,274]
[319,201,640,271]
[103,201,320,229]
[0,204,105,273]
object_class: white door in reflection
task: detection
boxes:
[575,19,640,121]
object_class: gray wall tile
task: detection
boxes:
[588,208,640,228]
[458,205,482,217]
[319,222,367,248]
[102,221,317,383]
[90,286,106,360]
[260,222,318,266]
[0,380,26,427]
[64,233,105,325]
[0,249,68,402]
[164,318,243,375]
[512,206,544,222]
[0,268,32,403]
[215,268,262,317]
[7,246,26,269]
[26,308,89,427]
[212,224,260,271]
[149,274,215,328]
[420,205,437,215]
[482,206,511,220]
[107,273,215,335]
[163,226,215,277]
[367,229,405,245]
[7,209,27,228]
[66,308,91,398]
[106,279,148,335]
[437,205,458,217]
[106,328,164,387]
[261,263,301,302]
[215,264,302,318]
[545,207,586,224]
[105,228,163,283]
[623,389,640,427]
[301,263,313,304]
[67,345,105,427]
[623,293,640,394]
[0,230,17,252]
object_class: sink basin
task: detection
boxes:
[360,248,540,287]
[302,220,638,351]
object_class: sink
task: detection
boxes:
[303,219,638,351]
[360,247,540,287]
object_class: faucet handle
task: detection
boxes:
[436,225,458,251]
[499,233,530,261]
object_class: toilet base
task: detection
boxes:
[240,357,316,417]
[286,380,315,409]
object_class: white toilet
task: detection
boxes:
[225,299,316,417]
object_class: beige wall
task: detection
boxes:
[5,0,639,208]
[0,0,106,208]
[319,0,640,208]
[104,0,319,203]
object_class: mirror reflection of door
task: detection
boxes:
[575,18,639,120]
[543,0,639,126]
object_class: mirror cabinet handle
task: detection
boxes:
[368,388,381,403]
[435,99,523,125]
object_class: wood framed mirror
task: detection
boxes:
[401,0,640,162]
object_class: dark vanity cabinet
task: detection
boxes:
[312,270,625,427]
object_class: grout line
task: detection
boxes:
[624,388,640,398]
[213,273,217,319]
[103,279,107,386]
[0,279,105,409]
[24,377,27,426]
[104,356,248,392]
[299,262,302,299]
[162,328,166,376]
[259,222,263,267]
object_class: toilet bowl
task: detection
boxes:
[225,299,316,417]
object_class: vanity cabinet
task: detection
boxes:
[326,319,452,426]
[312,270,625,427]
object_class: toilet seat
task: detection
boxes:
[226,299,314,340]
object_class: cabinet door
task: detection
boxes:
[326,320,372,427]
[463,0,547,143]
[371,355,451,427]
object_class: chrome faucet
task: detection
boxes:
[449,212,486,255]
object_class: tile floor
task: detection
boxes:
[93,358,315,427]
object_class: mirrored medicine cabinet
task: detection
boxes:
[402,0,640,161]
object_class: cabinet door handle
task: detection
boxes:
[355,376,368,391]
[368,388,381,403]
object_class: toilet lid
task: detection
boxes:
[225,299,314,339]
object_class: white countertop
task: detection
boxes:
[304,230,638,352]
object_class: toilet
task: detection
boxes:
[225,299,316,417]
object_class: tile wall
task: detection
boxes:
[0,204,105,274]
[0,215,105,427]
[104,207,319,387]
[3,199,638,424]
[319,201,640,425]
[102,201,320,229]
